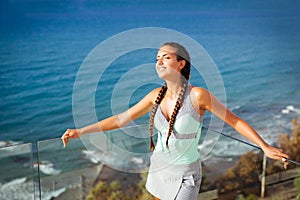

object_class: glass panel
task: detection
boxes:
[198,126,300,199]
[37,138,102,199]
[199,127,263,199]
[79,124,152,173]
[0,143,34,200]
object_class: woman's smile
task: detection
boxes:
[158,66,167,72]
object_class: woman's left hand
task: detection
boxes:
[262,144,290,169]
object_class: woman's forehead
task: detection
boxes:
[157,45,177,55]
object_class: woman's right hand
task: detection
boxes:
[61,129,80,148]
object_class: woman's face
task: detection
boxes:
[156,45,185,81]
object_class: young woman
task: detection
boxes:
[61,42,289,200]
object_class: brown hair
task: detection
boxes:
[149,42,191,151]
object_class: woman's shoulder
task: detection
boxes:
[144,87,163,100]
[150,87,163,95]
[188,85,211,113]
[190,85,210,97]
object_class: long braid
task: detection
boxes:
[149,83,167,151]
[166,83,187,149]
[149,42,191,151]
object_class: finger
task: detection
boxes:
[61,137,67,148]
[283,153,290,159]
[268,153,285,161]
[61,134,69,148]
[276,148,290,158]
[282,158,289,170]
[65,138,69,147]
[63,138,66,148]
[278,152,290,162]
[283,162,288,170]
[271,148,290,160]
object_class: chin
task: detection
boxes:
[157,73,171,80]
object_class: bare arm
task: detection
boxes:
[192,87,290,162]
[61,88,159,147]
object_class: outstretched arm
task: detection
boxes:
[61,88,159,147]
[192,87,290,162]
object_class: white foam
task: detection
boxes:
[33,161,61,175]
[286,105,295,111]
[0,178,66,200]
[82,150,101,164]
[282,105,300,115]
[231,105,241,111]
[198,139,216,151]
[281,109,290,114]
[1,177,27,188]
[0,178,33,200]
[130,157,143,165]
[41,188,66,199]
[287,105,300,114]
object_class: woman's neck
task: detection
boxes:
[165,81,183,98]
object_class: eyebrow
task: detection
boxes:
[156,53,170,58]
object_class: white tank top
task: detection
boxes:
[153,85,203,165]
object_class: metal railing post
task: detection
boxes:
[261,153,267,198]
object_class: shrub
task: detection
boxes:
[86,170,152,200]
[216,151,262,193]
[294,173,300,200]
[217,116,300,196]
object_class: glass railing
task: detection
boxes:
[0,126,299,200]
[0,142,34,200]
[37,138,103,200]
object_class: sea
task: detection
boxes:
[0,0,300,199]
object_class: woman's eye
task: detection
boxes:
[156,55,170,62]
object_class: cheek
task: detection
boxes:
[165,60,177,67]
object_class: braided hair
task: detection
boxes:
[149,42,191,151]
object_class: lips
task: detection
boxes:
[157,65,167,72]
[159,67,166,71]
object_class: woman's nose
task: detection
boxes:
[157,57,163,65]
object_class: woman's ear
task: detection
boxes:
[178,60,186,70]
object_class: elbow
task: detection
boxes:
[114,113,130,128]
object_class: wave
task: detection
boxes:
[82,150,101,164]
[130,156,144,165]
[0,177,65,200]
[231,105,241,111]
[82,149,148,172]
[282,105,300,115]
[33,160,61,175]
[0,178,33,200]
[41,188,66,200]
[0,177,27,188]
[198,138,249,158]
[198,138,216,150]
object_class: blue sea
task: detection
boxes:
[0,0,300,197]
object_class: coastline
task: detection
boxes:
[53,157,237,199]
